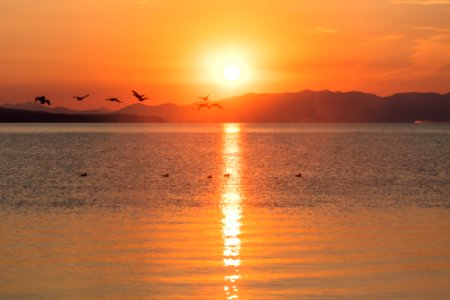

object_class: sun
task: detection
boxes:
[201,49,250,87]
[223,64,241,82]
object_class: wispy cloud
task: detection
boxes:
[359,34,407,48]
[356,34,414,69]
[307,26,339,34]
[410,26,450,33]
[392,0,450,5]
[439,64,450,72]
[410,34,450,66]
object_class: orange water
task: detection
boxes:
[0,123,449,299]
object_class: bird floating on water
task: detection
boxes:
[73,94,89,101]
[295,173,302,177]
[224,173,230,178]
[106,98,123,103]
[80,173,88,177]
[132,90,149,102]
[207,175,212,179]
[162,173,169,178]
[34,96,51,106]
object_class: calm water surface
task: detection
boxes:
[0,123,449,299]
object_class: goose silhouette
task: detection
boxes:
[197,102,210,110]
[198,95,209,101]
[196,102,224,111]
[73,94,89,101]
[34,96,51,106]
[106,98,123,103]
[132,90,149,102]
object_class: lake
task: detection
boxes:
[0,123,449,299]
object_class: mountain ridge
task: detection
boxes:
[1,90,450,123]
[0,107,165,123]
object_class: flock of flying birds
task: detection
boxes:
[196,95,223,111]
[35,90,150,106]
[34,91,224,111]
[35,92,302,179]
[36,91,229,177]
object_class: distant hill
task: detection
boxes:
[117,90,450,123]
[2,101,111,115]
[2,90,450,123]
[117,103,193,122]
[382,93,450,122]
[0,107,165,123]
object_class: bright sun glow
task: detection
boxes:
[202,49,250,88]
[223,64,241,82]
[224,123,241,133]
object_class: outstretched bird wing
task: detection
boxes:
[106,98,122,103]
[197,103,209,110]
[210,103,223,110]
[74,94,89,100]
[132,90,148,101]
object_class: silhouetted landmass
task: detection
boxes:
[383,92,450,123]
[1,90,450,122]
[117,90,450,122]
[118,103,193,122]
[2,102,111,114]
[0,107,165,123]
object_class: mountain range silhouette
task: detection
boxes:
[1,90,449,123]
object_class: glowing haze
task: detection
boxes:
[0,0,449,109]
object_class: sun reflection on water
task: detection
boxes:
[221,124,243,300]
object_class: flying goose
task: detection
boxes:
[132,90,149,101]
[34,96,51,106]
[106,98,123,103]
[73,94,89,101]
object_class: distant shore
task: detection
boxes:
[2,90,450,123]
[0,107,165,123]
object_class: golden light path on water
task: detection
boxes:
[221,123,243,300]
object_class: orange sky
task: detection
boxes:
[0,0,449,109]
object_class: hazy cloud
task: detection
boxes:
[410,34,450,67]
[356,35,414,69]
[307,26,339,34]
[439,64,450,72]
[411,26,450,33]
[392,0,450,4]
